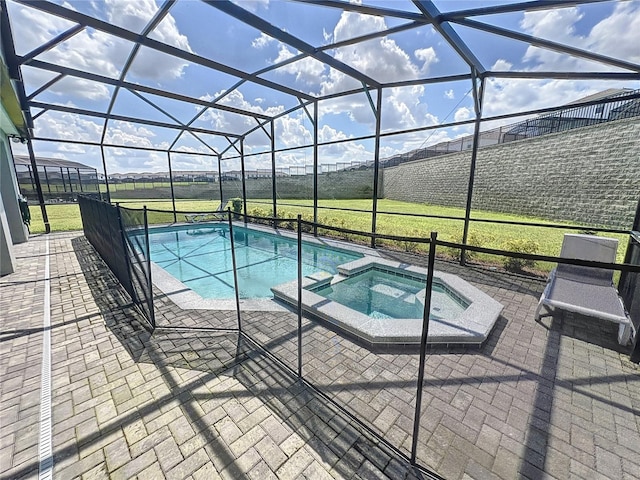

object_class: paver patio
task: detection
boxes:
[1,231,639,479]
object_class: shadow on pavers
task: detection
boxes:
[71,235,430,479]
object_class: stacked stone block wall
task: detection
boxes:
[383,117,640,229]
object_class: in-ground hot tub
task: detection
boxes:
[271,258,504,347]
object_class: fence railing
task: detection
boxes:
[77,200,640,474]
[78,195,155,328]
[380,89,640,166]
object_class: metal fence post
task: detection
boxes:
[411,231,437,464]
[143,206,156,328]
[228,208,242,331]
[297,214,303,378]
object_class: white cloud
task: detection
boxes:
[381,86,439,132]
[318,124,348,144]
[170,152,217,171]
[30,112,170,171]
[272,46,327,86]
[117,0,192,80]
[444,89,455,99]
[57,143,87,154]
[13,0,191,101]
[231,0,269,14]
[454,107,471,123]
[315,10,426,97]
[520,2,640,71]
[105,121,164,149]
[317,125,369,163]
[483,3,640,118]
[252,32,274,49]
[483,77,598,119]
[34,111,103,142]
[521,7,583,46]
[219,90,284,117]
[415,47,439,74]
[322,36,421,93]
[105,0,160,33]
[198,90,285,146]
[36,29,125,80]
[587,1,640,64]
[315,11,440,131]
[274,12,430,95]
[491,59,513,71]
[277,115,313,148]
[104,148,167,172]
[274,44,296,63]
[7,2,77,55]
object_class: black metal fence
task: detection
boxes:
[380,89,640,165]
[78,195,155,328]
[119,205,155,328]
[77,200,640,474]
[17,164,102,203]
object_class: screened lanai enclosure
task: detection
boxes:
[5,0,640,235]
[3,0,640,478]
[13,155,100,202]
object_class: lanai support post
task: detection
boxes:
[461,72,485,265]
[299,99,319,236]
[313,101,319,236]
[42,166,51,195]
[60,167,67,193]
[100,145,111,203]
[66,167,73,193]
[77,167,83,192]
[28,165,35,193]
[271,120,277,220]
[217,153,223,204]
[240,138,247,219]
[26,139,50,233]
[370,87,383,248]
[167,151,177,223]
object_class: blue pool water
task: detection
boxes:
[313,268,468,320]
[145,224,362,299]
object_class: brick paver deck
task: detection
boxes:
[2,232,639,479]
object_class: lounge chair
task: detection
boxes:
[534,234,633,345]
[184,200,228,223]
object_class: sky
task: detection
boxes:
[7,0,640,175]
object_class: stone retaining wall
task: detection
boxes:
[383,117,640,229]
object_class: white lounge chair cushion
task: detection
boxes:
[535,234,633,345]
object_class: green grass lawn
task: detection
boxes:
[28,198,629,268]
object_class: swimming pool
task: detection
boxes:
[145,224,363,299]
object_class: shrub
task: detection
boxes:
[274,210,296,230]
[502,238,539,272]
[443,232,494,262]
[316,216,340,238]
[398,229,422,253]
[230,198,243,215]
[299,213,314,233]
[247,207,271,224]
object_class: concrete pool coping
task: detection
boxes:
[271,257,504,346]
[149,222,382,312]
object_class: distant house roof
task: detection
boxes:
[566,88,633,105]
[13,155,96,170]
